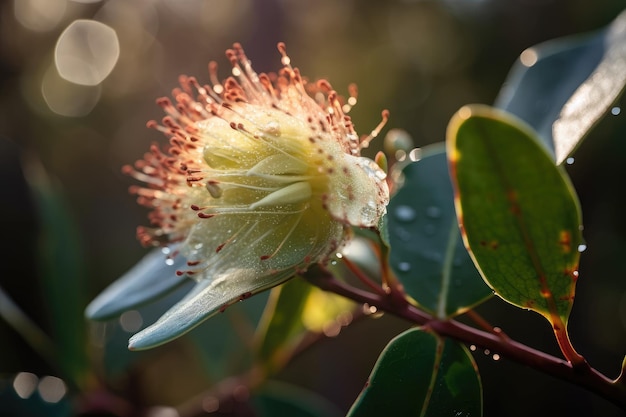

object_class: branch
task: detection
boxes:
[302,268,626,410]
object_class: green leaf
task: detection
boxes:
[255,277,354,372]
[27,165,89,389]
[388,144,491,318]
[347,328,482,417]
[495,10,626,164]
[253,380,343,417]
[447,104,582,329]
[255,279,312,370]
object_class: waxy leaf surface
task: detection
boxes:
[388,144,491,318]
[447,105,582,327]
[347,328,482,417]
[495,10,626,164]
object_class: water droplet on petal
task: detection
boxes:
[611,106,621,116]
[566,157,575,165]
[394,205,416,222]
[577,244,587,252]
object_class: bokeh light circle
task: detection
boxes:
[55,19,120,86]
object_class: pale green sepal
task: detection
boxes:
[85,246,188,320]
[128,269,295,350]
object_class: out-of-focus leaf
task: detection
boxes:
[495,10,626,164]
[253,380,343,417]
[255,279,312,370]
[447,105,582,329]
[347,328,482,417]
[255,277,354,372]
[85,246,188,320]
[387,143,491,318]
[26,163,88,388]
[189,290,269,381]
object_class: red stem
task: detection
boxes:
[303,269,626,410]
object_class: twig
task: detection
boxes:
[302,268,626,410]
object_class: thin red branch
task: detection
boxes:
[302,269,626,410]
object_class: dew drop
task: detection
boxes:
[397,261,411,272]
[469,344,477,351]
[611,106,621,116]
[566,157,575,165]
[492,353,501,361]
[394,227,412,242]
[408,148,422,162]
[165,258,174,266]
[422,250,443,262]
[394,205,416,222]
[425,206,441,219]
[577,244,587,252]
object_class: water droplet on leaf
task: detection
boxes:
[397,261,411,272]
[394,205,416,222]
[425,205,441,219]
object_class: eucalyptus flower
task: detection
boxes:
[86,43,389,350]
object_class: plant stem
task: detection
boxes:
[303,269,626,410]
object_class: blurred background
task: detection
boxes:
[1,0,625,416]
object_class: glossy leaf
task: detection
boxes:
[495,10,626,164]
[347,328,482,417]
[447,105,582,329]
[388,144,491,318]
